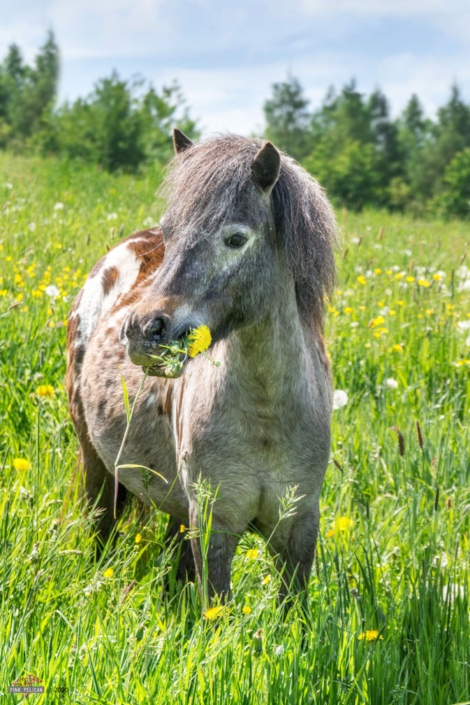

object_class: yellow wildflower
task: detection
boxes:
[13,458,31,471]
[262,575,271,585]
[358,630,383,642]
[246,549,259,560]
[432,273,443,281]
[370,316,385,328]
[135,534,142,544]
[357,275,366,285]
[374,268,382,275]
[327,516,354,537]
[242,605,252,615]
[103,568,114,578]
[337,517,354,532]
[31,290,42,298]
[187,325,212,358]
[36,384,54,398]
[418,278,430,288]
[0,289,7,297]
[344,307,353,314]
[179,524,186,533]
[203,606,227,620]
[392,344,404,353]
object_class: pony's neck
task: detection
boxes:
[227,288,314,404]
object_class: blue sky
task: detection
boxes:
[1,0,469,135]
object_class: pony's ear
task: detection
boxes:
[251,141,281,195]
[173,128,193,154]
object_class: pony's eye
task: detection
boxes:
[225,233,247,249]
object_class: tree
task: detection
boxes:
[436,148,470,218]
[263,74,312,160]
[46,73,198,171]
[0,32,59,146]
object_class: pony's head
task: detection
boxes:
[120,130,338,377]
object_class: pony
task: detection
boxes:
[66,129,338,607]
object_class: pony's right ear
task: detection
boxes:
[173,128,194,154]
[251,141,281,196]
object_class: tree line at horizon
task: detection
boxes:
[1,32,469,218]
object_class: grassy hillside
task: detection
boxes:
[0,154,469,704]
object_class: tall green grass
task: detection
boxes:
[0,154,469,704]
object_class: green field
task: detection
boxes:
[0,154,469,704]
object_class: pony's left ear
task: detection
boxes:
[251,141,281,196]
[173,128,193,154]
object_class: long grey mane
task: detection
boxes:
[160,134,338,330]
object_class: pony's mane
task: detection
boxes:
[160,133,338,329]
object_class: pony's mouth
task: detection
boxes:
[140,331,191,378]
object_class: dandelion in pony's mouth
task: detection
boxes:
[146,325,217,377]
[187,325,212,357]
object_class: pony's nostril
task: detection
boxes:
[143,317,167,342]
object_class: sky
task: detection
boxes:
[1,0,470,136]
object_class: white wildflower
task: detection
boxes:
[53,202,64,210]
[457,321,470,332]
[4,182,12,189]
[333,390,348,410]
[107,212,118,221]
[351,237,361,245]
[28,222,36,232]
[275,645,286,656]
[466,335,470,347]
[45,285,60,298]
[385,378,398,389]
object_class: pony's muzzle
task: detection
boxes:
[120,311,173,366]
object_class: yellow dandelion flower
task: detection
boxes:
[356,275,366,285]
[0,289,7,297]
[392,344,403,353]
[418,278,430,288]
[203,606,227,620]
[242,605,252,615]
[31,289,42,298]
[358,630,383,642]
[344,307,353,314]
[326,529,335,538]
[389,309,396,316]
[179,524,186,533]
[246,549,259,560]
[432,273,443,281]
[369,316,385,328]
[374,268,382,275]
[187,325,212,358]
[336,517,354,532]
[396,300,404,306]
[103,568,114,578]
[135,534,142,544]
[36,384,54,398]
[13,458,31,471]
[394,272,404,280]
[262,575,271,585]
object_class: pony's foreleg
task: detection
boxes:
[272,508,319,613]
[189,502,240,605]
[78,432,127,550]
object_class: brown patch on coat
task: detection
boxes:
[102,265,120,295]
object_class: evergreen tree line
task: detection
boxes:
[264,76,470,217]
[1,34,469,217]
[0,33,198,172]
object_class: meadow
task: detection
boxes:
[0,153,469,705]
